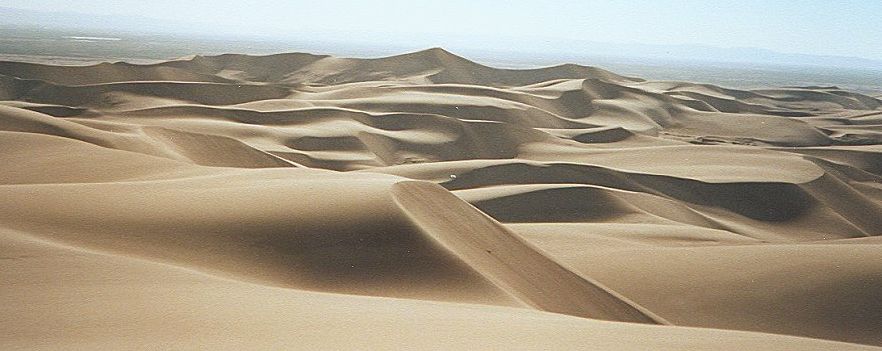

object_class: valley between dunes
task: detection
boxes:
[2,48,882,350]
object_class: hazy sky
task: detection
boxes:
[3,0,882,60]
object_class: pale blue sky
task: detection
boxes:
[3,0,882,61]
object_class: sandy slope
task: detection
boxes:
[2,48,882,349]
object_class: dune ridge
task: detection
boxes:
[2,48,882,349]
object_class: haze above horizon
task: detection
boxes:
[2,0,881,66]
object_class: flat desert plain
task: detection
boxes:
[2,48,882,350]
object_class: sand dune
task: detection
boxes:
[2,48,882,349]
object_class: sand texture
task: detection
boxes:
[2,48,882,350]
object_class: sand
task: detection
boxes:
[1,48,881,350]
